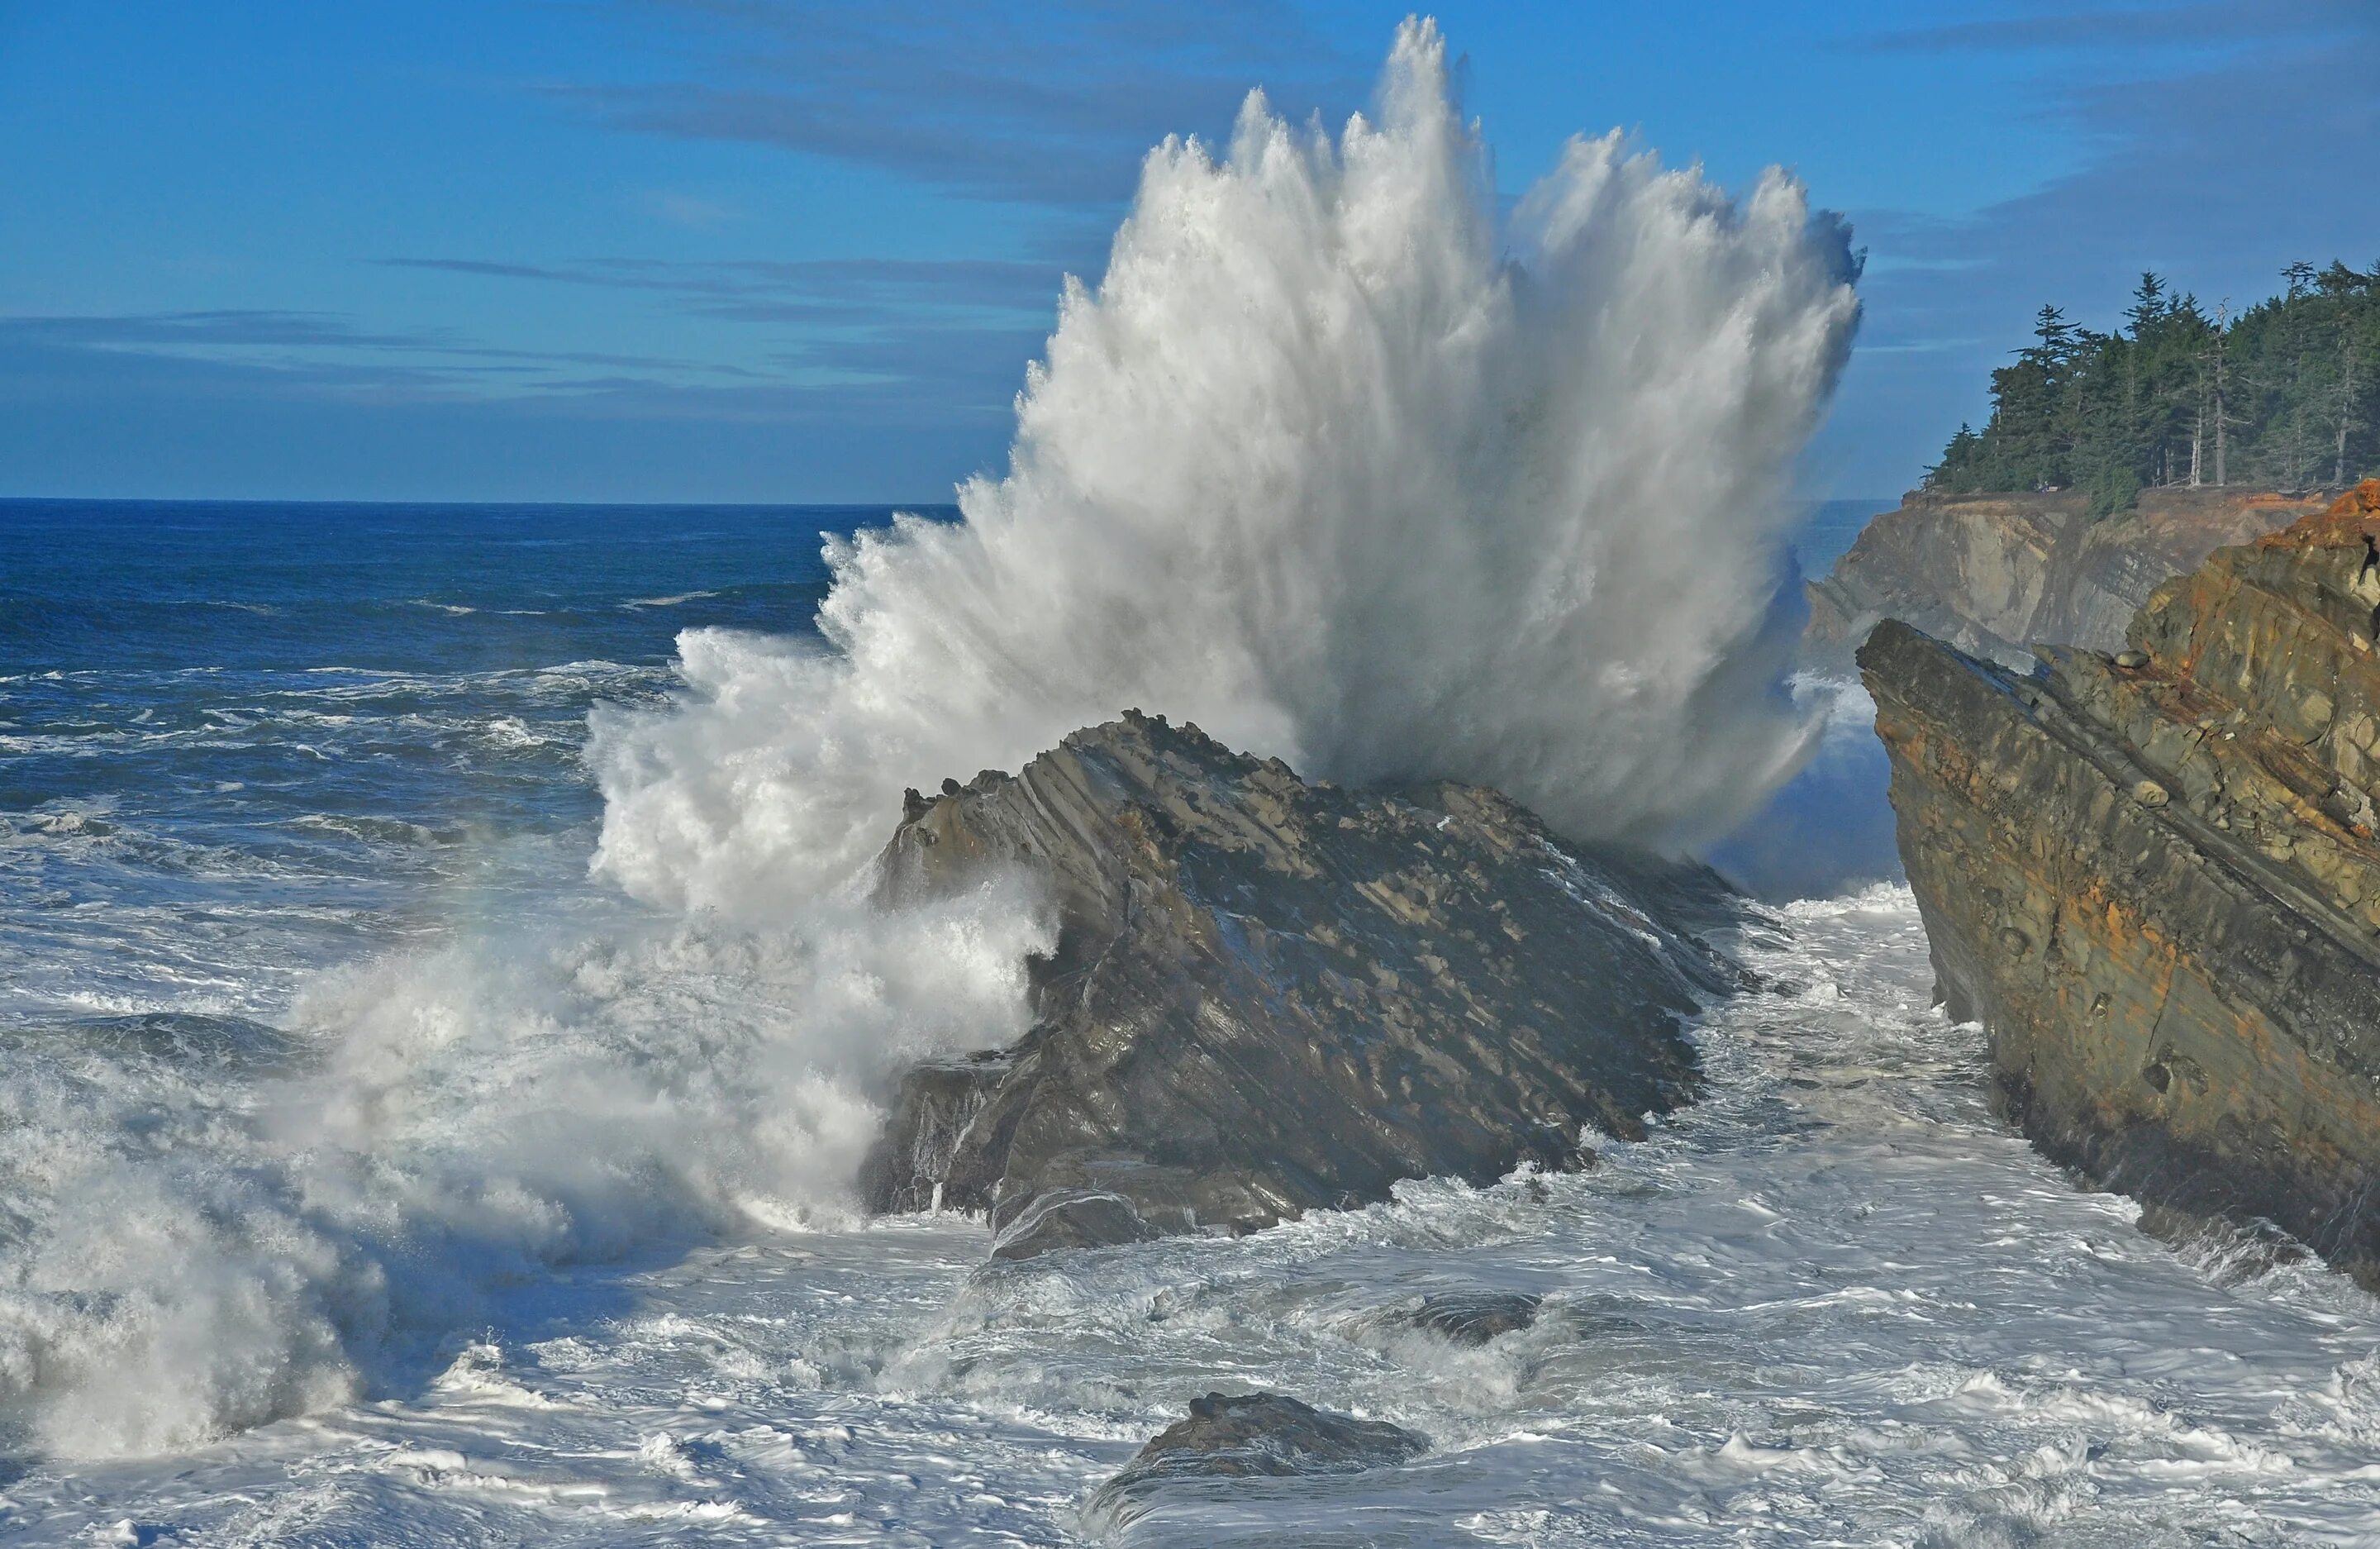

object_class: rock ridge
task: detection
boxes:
[858,710,1744,1256]
[1807,486,2330,674]
[1860,481,2380,1282]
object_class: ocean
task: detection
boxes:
[2,498,2378,1545]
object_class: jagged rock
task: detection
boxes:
[860,712,1743,1256]
[1083,1392,1427,1530]
[1393,1290,1541,1345]
[1860,482,2380,1284]
[1806,487,2330,674]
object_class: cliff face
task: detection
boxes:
[859,711,1743,1256]
[1808,488,2329,674]
[1860,482,2380,1282]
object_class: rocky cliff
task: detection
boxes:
[858,711,1744,1257]
[1808,487,2329,674]
[1860,481,2380,1283]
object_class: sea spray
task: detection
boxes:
[0,884,1046,1456]
[0,19,1859,1458]
[592,18,1861,918]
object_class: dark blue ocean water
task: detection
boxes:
[0,497,1882,1022]
[0,501,940,1022]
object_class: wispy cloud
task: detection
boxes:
[0,307,761,385]
[379,254,1064,319]
[1866,0,2340,52]
[1860,6,2380,333]
[551,0,1362,204]
[1829,0,2380,486]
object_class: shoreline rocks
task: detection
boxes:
[1860,482,2380,1284]
[1806,487,2330,674]
[859,711,1745,1256]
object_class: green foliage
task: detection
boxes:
[1925,261,2380,512]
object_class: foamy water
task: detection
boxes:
[5,20,2370,1543]
[8,888,2378,1545]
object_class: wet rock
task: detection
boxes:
[988,1190,1159,1261]
[854,1051,1010,1214]
[862,711,1743,1257]
[1805,487,2328,674]
[1860,482,2380,1286]
[1084,1392,1426,1529]
[1394,1290,1541,1346]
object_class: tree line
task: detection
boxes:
[1925,261,2380,515]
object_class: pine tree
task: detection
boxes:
[1926,260,2380,508]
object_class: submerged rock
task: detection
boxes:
[1861,481,2380,1284]
[860,711,1744,1256]
[1394,1289,1542,1346]
[1084,1391,1426,1530]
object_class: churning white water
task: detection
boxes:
[11,889,2380,1544]
[4,17,2373,1546]
[588,18,1862,917]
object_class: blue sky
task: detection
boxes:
[2,1,2374,503]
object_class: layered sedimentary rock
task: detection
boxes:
[1860,482,2380,1282]
[1808,487,2328,673]
[858,711,1742,1256]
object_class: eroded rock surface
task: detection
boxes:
[1808,487,2328,674]
[1083,1391,1427,1532]
[1860,482,2380,1283]
[858,711,1743,1253]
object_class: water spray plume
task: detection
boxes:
[593,17,1864,919]
[0,21,1859,1458]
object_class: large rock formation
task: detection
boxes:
[858,711,1743,1256]
[1860,482,2380,1283]
[1807,487,2329,673]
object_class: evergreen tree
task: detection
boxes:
[1925,260,2380,512]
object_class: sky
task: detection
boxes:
[2,1,2375,505]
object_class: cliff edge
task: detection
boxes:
[1809,488,2329,674]
[858,711,1744,1258]
[1860,481,2380,1282]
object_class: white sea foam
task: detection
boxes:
[7,16,1858,1467]
[0,880,1048,1458]
[7,889,2380,1543]
[589,18,1860,918]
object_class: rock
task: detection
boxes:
[1859,482,2380,1285]
[1083,1392,1427,1529]
[2114,648,2149,670]
[1805,487,2330,674]
[860,712,1743,1256]
[854,1051,1011,1214]
[1395,1290,1541,1345]
[988,1190,1159,1261]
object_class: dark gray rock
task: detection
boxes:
[1395,1290,1541,1346]
[860,711,1745,1256]
[854,1051,1011,1214]
[1084,1392,1426,1531]
[988,1189,1159,1261]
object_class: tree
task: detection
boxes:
[1928,260,2380,508]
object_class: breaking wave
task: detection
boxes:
[0,19,1859,1461]
[591,17,1862,918]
